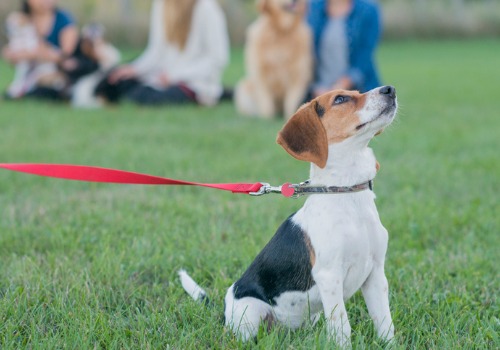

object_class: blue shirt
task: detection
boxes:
[314,17,348,90]
[307,0,381,92]
[45,9,74,49]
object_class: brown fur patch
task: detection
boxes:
[276,89,372,167]
[263,313,276,332]
[276,102,329,168]
[315,90,368,143]
[303,233,316,267]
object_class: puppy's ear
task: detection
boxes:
[276,101,329,168]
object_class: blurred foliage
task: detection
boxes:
[0,0,499,47]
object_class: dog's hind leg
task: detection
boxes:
[224,284,273,341]
[253,85,276,118]
[235,80,256,116]
[235,79,275,118]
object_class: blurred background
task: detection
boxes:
[1,0,499,47]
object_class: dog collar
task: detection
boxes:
[250,179,374,198]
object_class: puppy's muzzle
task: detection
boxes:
[379,85,396,99]
[377,85,397,117]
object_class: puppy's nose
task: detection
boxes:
[379,85,396,98]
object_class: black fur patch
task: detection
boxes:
[314,101,325,118]
[233,214,315,305]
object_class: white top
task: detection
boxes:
[132,0,230,106]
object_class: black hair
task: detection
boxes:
[21,1,58,16]
[21,0,31,15]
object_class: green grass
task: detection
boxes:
[0,40,499,349]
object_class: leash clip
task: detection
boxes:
[289,180,311,198]
[249,183,285,196]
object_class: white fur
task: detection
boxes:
[224,284,273,341]
[71,43,121,108]
[178,269,207,302]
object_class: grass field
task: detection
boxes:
[0,40,499,349]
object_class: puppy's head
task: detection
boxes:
[257,0,306,20]
[276,86,398,168]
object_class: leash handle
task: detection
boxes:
[0,163,269,195]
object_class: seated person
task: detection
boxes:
[308,0,382,97]
[95,0,230,106]
[2,0,78,99]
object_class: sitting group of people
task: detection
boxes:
[2,0,381,110]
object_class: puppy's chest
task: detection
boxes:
[295,194,387,277]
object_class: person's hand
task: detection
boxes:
[2,46,15,63]
[60,57,78,71]
[108,65,137,84]
[158,72,169,87]
[2,46,35,64]
[332,77,353,90]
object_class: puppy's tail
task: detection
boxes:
[178,269,210,304]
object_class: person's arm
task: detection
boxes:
[58,24,78,57]
[174,1,229,82]
[38,11,79,63]
[130,0,165,76]
[2,10,78,64]
[109,0,164,83]
[343,3,381,90]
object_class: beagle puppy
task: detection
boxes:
[180,86,398,346]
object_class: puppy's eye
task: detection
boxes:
[334,95,349,105]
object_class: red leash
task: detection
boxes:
[0,163,295,197]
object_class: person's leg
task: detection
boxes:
[24,86,66,101]
[126,84,197,106]
[94,77,141,103]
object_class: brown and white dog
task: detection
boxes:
[180,86,398,346]
[235,0,313,120]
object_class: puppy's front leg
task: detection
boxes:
[253,84,276,118]
[314,270,351,347]
[283,85,307,121]
[361,265,395,342]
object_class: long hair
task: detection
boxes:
[21,0,31,15]
[21,0,57,16]
[163,0,197,50]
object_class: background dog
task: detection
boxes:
[68,23,121,108]
[235,0,313,120]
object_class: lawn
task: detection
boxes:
[0,40,498,349]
